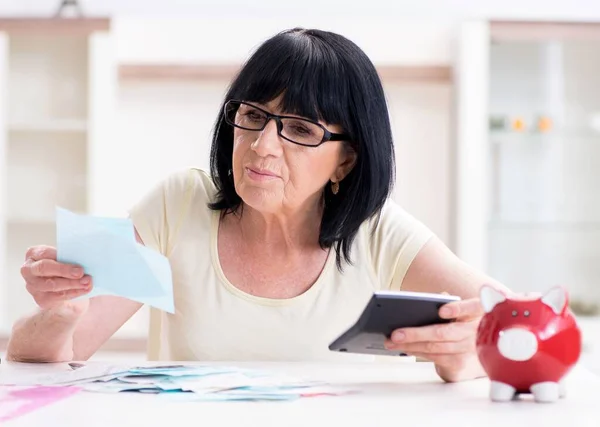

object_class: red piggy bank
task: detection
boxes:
[476,285,582,403]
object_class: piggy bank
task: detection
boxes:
[476,285,582,403]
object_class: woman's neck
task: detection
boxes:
[233,203,323,255]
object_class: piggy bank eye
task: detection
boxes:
[524,310,530,317]
[511,310,518,317]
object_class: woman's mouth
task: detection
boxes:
[246,167,279,181]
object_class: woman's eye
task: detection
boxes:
[288,124,312,136]
[239,108,265,122]
[245,112,264,122]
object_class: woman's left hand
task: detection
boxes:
[384,298,488,382]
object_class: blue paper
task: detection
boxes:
[55,207,174,313]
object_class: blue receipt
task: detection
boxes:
[55,207,174,313]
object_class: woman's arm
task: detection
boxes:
[401,235,511,298]
[386,235,512,382]
[8,296,142,362]
[6,230,145,362]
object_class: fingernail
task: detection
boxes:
[440,306,452,317]
[80,277,90,285]
[71,267,83,278]
[392,331,405,342]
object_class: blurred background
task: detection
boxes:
[0,0,599,373]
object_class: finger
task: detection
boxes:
[391,320,478,344]
[439,298,484,320]
[26,245,57,262]
[385,337,474,354]
[26,276,92,293]
[35,287,93,308]
[27,259,84,279]
[404,352,467,369]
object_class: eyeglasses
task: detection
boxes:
[223,100,349,147]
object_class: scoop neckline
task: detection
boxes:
[210,209,334,306]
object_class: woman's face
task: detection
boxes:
[231,99,355,216]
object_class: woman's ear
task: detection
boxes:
[333,144,357,182]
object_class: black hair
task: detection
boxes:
[208,28,395,270]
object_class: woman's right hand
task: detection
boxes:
[21,245,93,315]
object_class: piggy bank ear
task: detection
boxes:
[480,285,507,313]
[541,286,568,315]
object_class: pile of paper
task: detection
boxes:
[10,364,353,402]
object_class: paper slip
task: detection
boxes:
[0,364,131,387]
[0,386,81,423]
[55,207,175,313]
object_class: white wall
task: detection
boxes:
[387,82,452,242]
[2,0,600,20]
[112,17,454,66]
[3,1,600,69]
[100,79,228,218]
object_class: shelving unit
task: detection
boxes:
[0,22,93,331]
[456,20,600,373]
[0,18,140,340]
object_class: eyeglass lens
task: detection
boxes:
[226,101,325,146]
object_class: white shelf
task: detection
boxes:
[7,217,55,226]
[488,219,600,231]
[8,118,88,133]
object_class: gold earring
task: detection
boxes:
[331,181,339,195]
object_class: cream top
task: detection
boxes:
[129,168,433,361]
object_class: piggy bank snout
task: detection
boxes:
[497,328,538,361]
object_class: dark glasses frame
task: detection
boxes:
[223,99,350,147]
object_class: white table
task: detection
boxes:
[1,360,599,427]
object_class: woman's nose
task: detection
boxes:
[251,119,283,157]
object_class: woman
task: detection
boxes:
[7,28,508,382]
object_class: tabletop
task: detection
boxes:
[1,360,599,427]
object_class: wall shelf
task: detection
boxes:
[488,220,600,231]
[7,217,56,226]
[118,63,452,83]
[490,130,600,144]
[491,21,600,42]
[8,119,88,133]
[0,18,110,35]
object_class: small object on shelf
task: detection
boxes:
[476,285,581,403]
[511,117,526,132]
[54,0,84,18]
[537,116,553,133]
[489,115,507,131]
[569,299,600,317]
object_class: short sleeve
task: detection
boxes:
[128,169,196,257]
[367,200,434,291]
